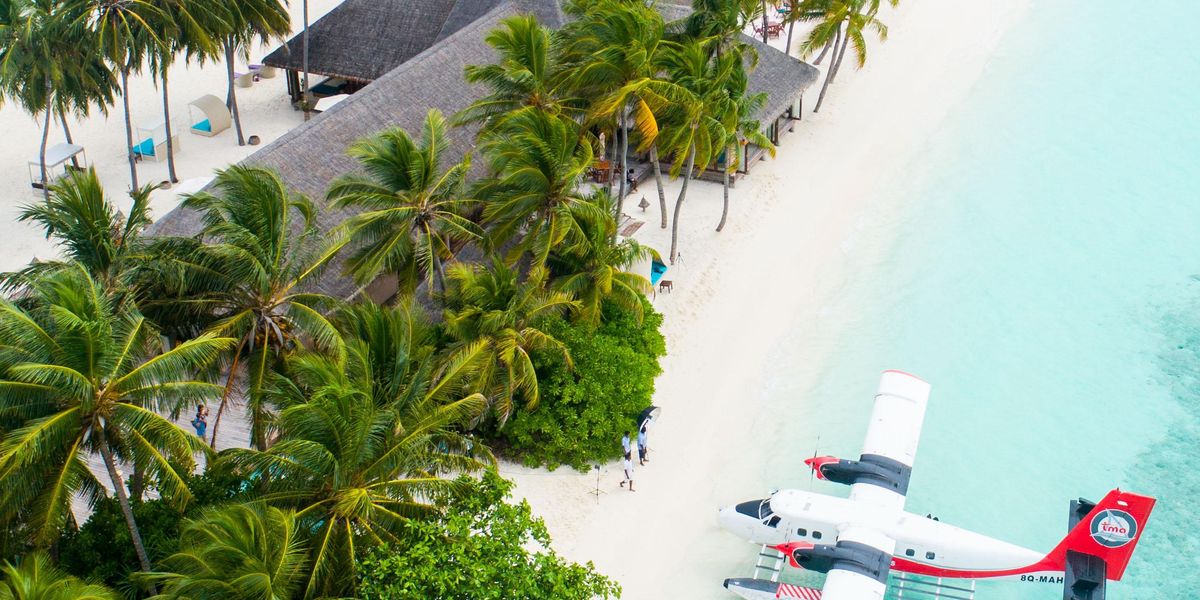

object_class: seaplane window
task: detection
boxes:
[766,516,781,528]
[797,528,808,537]
[905,549,915,557]
[812,531,822,540]
[926,551,936,560]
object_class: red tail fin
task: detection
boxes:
[1045,489,1155,581]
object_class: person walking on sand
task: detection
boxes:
[619,452,635,491]
[622,431,632,456]
[637,421,649,465]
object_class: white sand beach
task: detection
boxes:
[506,0,1031,597]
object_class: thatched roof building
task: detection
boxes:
[149,0,818,302]
[263,0,566,101]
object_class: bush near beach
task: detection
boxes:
[498,299,666,470]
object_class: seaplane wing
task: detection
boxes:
[807,370,931,510]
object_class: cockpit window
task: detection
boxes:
[734,499,774,520]
[765,516,781,528]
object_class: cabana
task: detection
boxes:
[28,143,86,190]
[132,118,179,162]
[187,95,231,137]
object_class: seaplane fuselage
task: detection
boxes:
[719,488,1068,584]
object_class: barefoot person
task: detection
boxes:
[618,452,635,492]
[637,421,649,465]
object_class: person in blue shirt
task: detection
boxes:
[190,405,208,439]
[637,421,649,465]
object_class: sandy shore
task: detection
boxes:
[0,0,344,273]
[507,0,1031,598]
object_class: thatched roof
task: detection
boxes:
[263,0,565,82]
[150,0,814,301]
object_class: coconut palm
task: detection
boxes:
[146,0,221,183]
[566,0,669,220]
[327,110,482,299]
[0,551,116,600]
[476,110,607,267]
[654,39,731,263]
[0,266,231,576]
[716,70,773,232]
[84,0,161,190]
[548,192,650,326]
[442,260,576,425]
[210,0,289,145]
[456,15,572,132]
[223,316,491,598]
[0,0,109,199]
[7,168,153,291]
[137,504,308,600]
[799,0,891,113]
[176,166,344,451]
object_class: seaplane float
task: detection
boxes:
[718,370,1155,600]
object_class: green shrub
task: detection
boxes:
[497,299,666,470]
[358,472,619,599]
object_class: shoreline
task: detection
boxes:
[507,0,1032,597]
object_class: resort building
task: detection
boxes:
[149,0,818,304]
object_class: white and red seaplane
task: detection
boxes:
[718,370,1154,600]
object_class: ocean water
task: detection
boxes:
[762,0,1200,597]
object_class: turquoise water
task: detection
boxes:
[767,0,1200,597]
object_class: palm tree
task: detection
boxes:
[715,70,773,232]
[211,0,289,145]
[455,15,572,132]
[327,110,482,299]
[799,0,891,113]
[177,165,344,450]
[476,110,607,267]
[0,551,116,600]
[7,168,153,290]
[0,266,231,577]
[137,504,307,600]
[86,0,161,191]
[548,192,650,326]
[654,39,730,263]
[0,0,108,199]
[223,313,491,598]
[146,0,221,183]
[442,260,576,425]
[566,0,670,221]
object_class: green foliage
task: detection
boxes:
[498,299,665,470]
[56,468,249,589]
[0,551,116,600]
[357,471,619,600]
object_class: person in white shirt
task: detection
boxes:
[621,431,632,455]
[619,452,635,492]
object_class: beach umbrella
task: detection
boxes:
[638,406,661,430]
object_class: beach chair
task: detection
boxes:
[131,118,179,163]
[187,94,232,137]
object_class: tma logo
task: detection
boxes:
[1090,509,1137,548]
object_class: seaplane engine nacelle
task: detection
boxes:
[805,454,911,495]
[786,541,891,584]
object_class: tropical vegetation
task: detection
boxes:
[0,0,902,596]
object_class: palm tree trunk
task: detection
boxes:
[761,0,770,44]
[717,143,733,232]
[669,145,696,264]
[829,22,853,84]
[225,41,246,146]
[302,0,311,119]
[650,145,667,229]
[38,79,52,201]
[813,34,836,65]
[813,25,844,113]
[605,123,618,198]
[432,254,448,298]
[616,111,628,218]
[120,68,139,190]
[161,67,179,183]
[785,15,797,56]
[209,342,244,451]
[97,429,156,592]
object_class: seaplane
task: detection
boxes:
[717,370,1154,600]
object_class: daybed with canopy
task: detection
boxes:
[187,95,232,137]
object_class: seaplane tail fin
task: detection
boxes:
[1049,488,1155,581]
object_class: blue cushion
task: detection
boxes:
[133,138,155,157]
[192,119,211,132]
